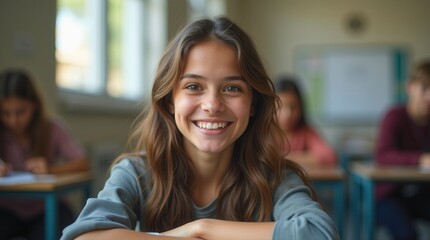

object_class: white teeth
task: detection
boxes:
[197,122,227,129]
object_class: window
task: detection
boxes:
[187,0,226,21]
[56,0,166,112]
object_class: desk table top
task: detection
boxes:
[303,165,345,181]
[0,171,93,192]
[351,162,430,181]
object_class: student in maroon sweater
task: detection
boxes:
[375,59,430,240]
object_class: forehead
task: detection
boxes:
[0,97,33,109]
[411,78,430,87]
[278,91,300,103]
[185,40,238,65]
[179,40,243,83]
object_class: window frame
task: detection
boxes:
[56,0,166,114]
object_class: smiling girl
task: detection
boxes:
[62,17,339,240]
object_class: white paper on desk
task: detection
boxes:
[0,171,56,185]
[419,165,430,173]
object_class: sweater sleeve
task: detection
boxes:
[61,159,146,240]
[272,170,339,240]
[375,108,421,165]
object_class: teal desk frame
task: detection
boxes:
[0,173,92,240]
[350,163,430,240]
[313,178,346,239]
[306,166,346,239]
[350,169,374,240]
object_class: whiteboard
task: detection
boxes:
[294,46,408,123]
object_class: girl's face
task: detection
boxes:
[277,92,302,132]
[0,97,36,136]
[171,39,253,155]
[407,80,430,118]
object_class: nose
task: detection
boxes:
[201,91,225,115]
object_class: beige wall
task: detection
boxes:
[231,0,430,151]
[234,0,430,76]
[1,0,430,154]
[0,0,57,111]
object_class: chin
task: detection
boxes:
[198,145,226,154]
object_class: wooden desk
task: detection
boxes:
[350,162,430,240]
[304,165,346,239]
[0,171,93,240]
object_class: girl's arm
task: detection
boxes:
[0,159,11,176]
[304,128,337,166]
[376,109,422,165]
[164,170,339,240]
[287,127,337,167]
[61,159,145,240]
[50,156,90,174]
[75,229,199,240]
[286,152,319,167]
[162,219,274,240]
[25,156,90,174]
[50,119,91,173]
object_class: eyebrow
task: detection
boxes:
[180,73,245,81]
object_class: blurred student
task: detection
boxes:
[275,76,337,167]
[0,69,90,240]
[61,17,338,240]
[375,60,430,240]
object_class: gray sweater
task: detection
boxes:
[61,158,339,240]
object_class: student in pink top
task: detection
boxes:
[0,69,90,240]
[275,76,337,167]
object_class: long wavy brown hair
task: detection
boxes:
[0,69,49,161]
[120,17,315,232]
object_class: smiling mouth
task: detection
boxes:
[195,121,229,129]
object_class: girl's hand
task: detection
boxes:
[0,161,11,177]
[26,157,49,174]
[419,153,430,169]
[161,219,206,239]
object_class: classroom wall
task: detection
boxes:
[0,0,189,152]
[234,0,430,76]
[1,0,430,155]
[0,0,57,112]
[231,0,430,152]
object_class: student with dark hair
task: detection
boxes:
[0,69,90,240]
[61,17,339,240]
[275,76,337,167]
[375,59,430,240]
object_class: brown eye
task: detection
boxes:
[224,85,240,92]
[185,83,201,91]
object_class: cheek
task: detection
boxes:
[173,96,195,117]
[22,113,33,125]
[232,99,252,117]
[291,109,301,120]
[278,108,291,121]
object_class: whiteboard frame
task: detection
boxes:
[293,44,408,124]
